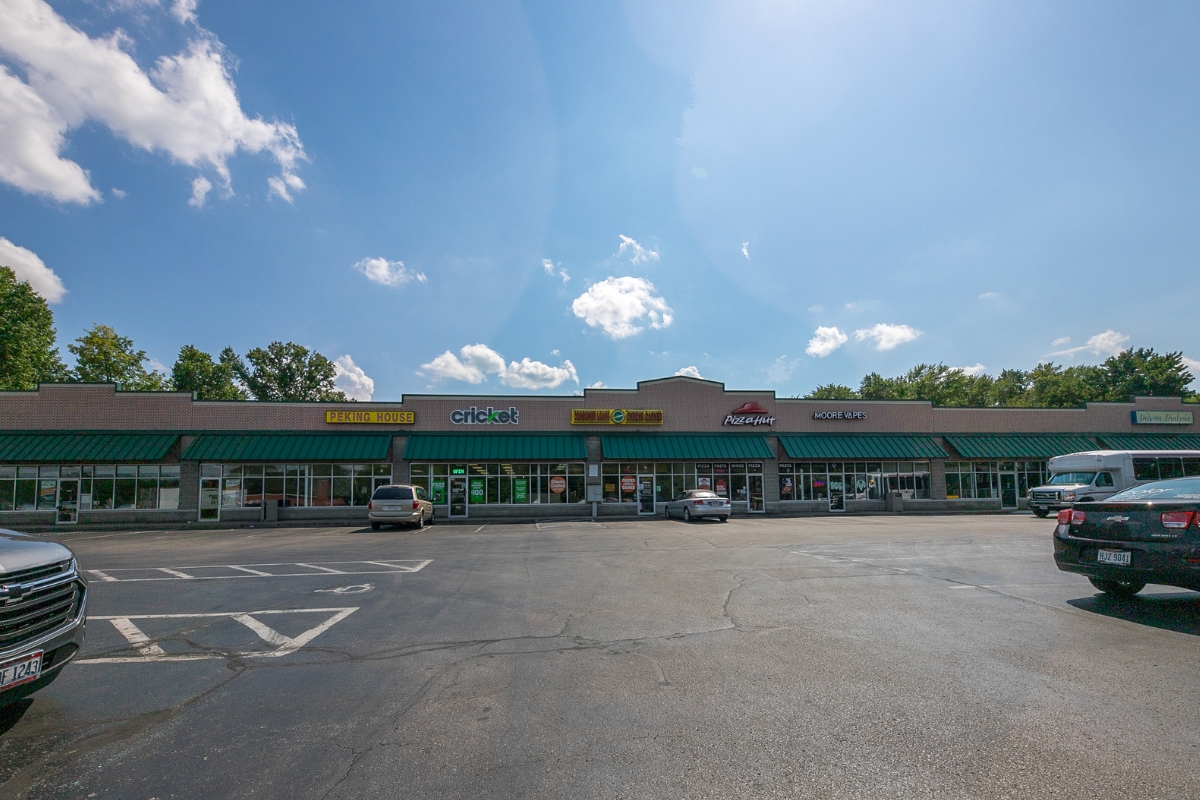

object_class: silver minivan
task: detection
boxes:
[368,484,434,530]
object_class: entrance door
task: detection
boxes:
[1000,473,1018,509]
[449,476,468,517]
[748,475,764,513]
[57,480,79,524]
[638,477,655,515]
[829,472,845,512]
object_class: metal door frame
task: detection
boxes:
[828,471,846,512]
[56,479,79,524]
[449,476,468,518]
[999,471,1019,509]
[637,475,656,515]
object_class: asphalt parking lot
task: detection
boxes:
[1,514,1198,799]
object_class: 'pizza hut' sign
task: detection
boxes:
[723,402,775,427]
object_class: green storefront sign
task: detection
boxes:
[513,477,528,503]
[469,477,485,504]
[431,478,446,504]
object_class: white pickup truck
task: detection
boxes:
[1028,449,1200,517]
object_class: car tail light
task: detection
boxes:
[693,500,704,505]
[412,500,420,510]
[1161,511,1196,529]
[1056,509,1072,525]
[1070,510,1086,525]
[368,501,372,511]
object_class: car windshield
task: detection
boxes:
[1107,478,1200,502]
[689,491,718,499]
[372,486,413,500]
[1048,472,1097,485]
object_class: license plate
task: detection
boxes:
[382,505,398,511]
[0,651,41,691]
[1097,549,1132,566]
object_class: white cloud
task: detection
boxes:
[0,0,306,204]
[333,354,374,401]
[571,276,673,339]
[978,291,998,299]
[551,349,560,356]
[807,304,823,312]
[1047,330,1131,359]
[267,172,305,204]
[587,381,607,389]
[501,358,578,390]
[741,242,749,259]
[855,323,922,351]
[675,366,703,379]
[110,187,126,198]
[0,235,66,302]
[953,363,987,376]
[559,269,571,283]
[1052,336,1071,347]
[1183,357,1200,387]
[805,326,847,358]
[420,343,578,390]
[617,234,659,265]
[171,0,198,24]
[188,175,211,207]
[844,302,857,310]
[542,258,555,275]
[764,355,800,384]
[353,257,427,287]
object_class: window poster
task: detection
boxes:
[469,477,485,503]
[697,476,711,490]
[513,478,528,503]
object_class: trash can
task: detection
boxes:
[885,491,904,513]
[263,499,280,522]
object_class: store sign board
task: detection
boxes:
[571,409,664,425]
[325,410,414,424]
[723,402,775,427]
[1131,410,1193,425]
[812,410,867,420]
[451,406,519,425]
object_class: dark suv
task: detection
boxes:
[1053,477,1200,597]
[0,530,88,705]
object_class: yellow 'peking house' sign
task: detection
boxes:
[570,409,663,425]
[325,410,415,424]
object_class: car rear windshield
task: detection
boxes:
[1048,472,1096,485]
[690,491,718,498]
[372,486,413,500]
[1107,478,1200,502]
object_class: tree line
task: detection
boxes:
[802,351,1195,407]
[0,266,348,401]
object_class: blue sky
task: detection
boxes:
[1,0,1198,400]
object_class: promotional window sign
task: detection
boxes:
[549,476,567,493]
[571,409,664,425]
[715,478,727,496]
[620,475,637,493]
[513,478,528,502]
[697,476,711,490]
[812,410,868,420]
[450,406,519,425]
[432,479,446,504]
[325,410,414,424]
[723,402,775,426]
[469,478,485,503]
[781,477,794,499]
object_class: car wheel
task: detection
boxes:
[683,507,691,522]
[719,516,728,523]
[1032,509,1049,518]
[415,513,425,530]
[370,521,381,530]
[1088,577,1145,597]
[426,509,434,525]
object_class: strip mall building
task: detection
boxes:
[1,377,1197,526]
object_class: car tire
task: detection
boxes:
[683,508,692,522]
[415,513,424,530]
[719,516,728,523]
[1088,577,1145,598]
[370,521,381,530]
[1032,509,1049,518]
[426,509,434,525]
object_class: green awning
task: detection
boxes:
[183,433,392,462]
[1096,433,1200,450]
[404,434,587,461]
[942,434,1101,459]
[0,432,178,462]
[778,435,946,460]
[600,435,774,461]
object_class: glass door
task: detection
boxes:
[449,476,468,517]
[828,471,845,512]
[1000,473,1018,509]
[57,480,79,524]
[200,478,220,520]
[638,476,655,515]
[748,475,764,513]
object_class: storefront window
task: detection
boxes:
[408,463,585,505]
[204,463,392,509]
[0,463,183,512]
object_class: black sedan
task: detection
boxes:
[1053,476,1200,597]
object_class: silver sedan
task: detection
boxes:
[665,490,731,522]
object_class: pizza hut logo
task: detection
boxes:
[723,402,775,427]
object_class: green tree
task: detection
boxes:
[224,341,347,401]
[1023,363,1106,408]
[0,266,69,390]
[68,323,168,390]
[802,383,859,400]
[171,345,247,400]
[1099,348,1193,401]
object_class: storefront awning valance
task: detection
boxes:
[600,435,774,461]
[942,434,1101,460]
[182,433,392,462]
[404,434,587,461]
[0,432,178,462]
[1095,433,1200,451]
[778,435,946,460]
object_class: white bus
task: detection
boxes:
[1027,450,1200,517]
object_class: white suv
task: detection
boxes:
[368,485,434,530]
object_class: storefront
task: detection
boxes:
[0,378,1197,525]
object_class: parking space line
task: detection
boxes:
[158,568,195,579]
[227,566,272,576]
[89,569,119,582]
[108,618,165,656]
[84,560,432,583]
[361,559,432,572]
[295,563,345,574]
